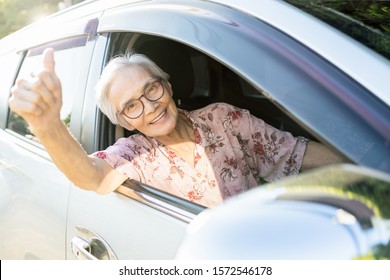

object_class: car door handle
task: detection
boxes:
[71,226,117,260]
[71,236,98,260]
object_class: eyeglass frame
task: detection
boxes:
[116,76,166,120]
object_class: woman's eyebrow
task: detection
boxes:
[136,79,154,97]
[142,79,155,91]
[120,79,155,108]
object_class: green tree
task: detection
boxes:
[317,0,390,34]
[0,0,85,39]
[286,0,390,59]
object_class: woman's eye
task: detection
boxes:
[126,103,137,111]
[147,86,156,95]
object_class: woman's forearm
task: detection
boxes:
[33,119,105,190]
[8,48,126,194]
[301,141,347,171]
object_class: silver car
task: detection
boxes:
[0,0,389,260]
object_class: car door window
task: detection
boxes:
[0,52,22,128]
[97,32,317,209]
[7,37,90,142]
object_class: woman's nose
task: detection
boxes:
[141,96,158,114]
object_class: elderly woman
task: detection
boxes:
[9,48,345,207]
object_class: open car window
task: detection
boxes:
[99,33,316,147]
[97,32,323,209]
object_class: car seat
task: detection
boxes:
[134,39,198,109]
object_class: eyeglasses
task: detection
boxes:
[117,77,165,119]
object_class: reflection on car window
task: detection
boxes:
[7,39,89,141]
[0,52,21,118]
[0,53,21,100]
[285,0,390,60]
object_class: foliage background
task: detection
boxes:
[286,0,390,59]
[0,0,85,39]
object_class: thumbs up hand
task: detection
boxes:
[9,48,63,134]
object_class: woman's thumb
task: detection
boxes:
[42,48,55,73]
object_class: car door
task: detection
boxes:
[0,25,97,259]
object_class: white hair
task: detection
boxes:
[95,52,169,126]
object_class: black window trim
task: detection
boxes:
[120,180,206,223]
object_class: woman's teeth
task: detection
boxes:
[150,110,165,124]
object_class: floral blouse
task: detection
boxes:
[93,103,308,207]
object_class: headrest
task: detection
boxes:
[136,39,195,104]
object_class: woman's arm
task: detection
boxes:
[8,48,127,194]
[33,117,127,194]
[301,141,347,171]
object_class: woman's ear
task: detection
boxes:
[117,117,135,131]
[123,121,135,131]
[167,81,173,96]
[124,123,135,131]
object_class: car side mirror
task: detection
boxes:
[175,164,390,259]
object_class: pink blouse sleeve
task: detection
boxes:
[229,105,308,181]
[91,137,141,181]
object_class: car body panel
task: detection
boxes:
[66,186,190,260]
[0,130,71,259]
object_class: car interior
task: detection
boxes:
[98,32,315,150]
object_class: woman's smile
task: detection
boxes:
[149,109,167,125]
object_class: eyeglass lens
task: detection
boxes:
[123,79,164,119]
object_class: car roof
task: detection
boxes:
[1,0,389,105]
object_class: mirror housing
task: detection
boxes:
[176,164,390,259]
